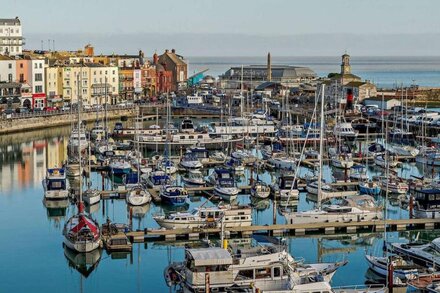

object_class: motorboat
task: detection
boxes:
[351,117,377,133]
[159,185,188,206]
[180,117,195,133]
[350,165,369,181]
[109,157,131,176]
[333,122,358,141]
[43,168,69,200]
[158,159,178,175]
[164,246,345,292]
[83,188,100,206]
[145,170,171,190]
[376,176,408,194]
[251,180,271,199]
[187,144,210,164]
[416,147,440,167]
[181,170,206,187]
[306,179,332,195]
[374,154,400,168]
[331,153,355,169]
[413,188,440,219]
[391,237,440,270]
[153,204,252,229]
[271,174,299,203]
[224,157,245,173]
[365,254,418,281]
[368,143,386,157]
[268,152,297,170]
[209,168,240,201]
[68,125,88,154]
[126,185,151,206]
[179,152,203,170]
[284,195,382,225]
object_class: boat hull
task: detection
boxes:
[63,238,101,253]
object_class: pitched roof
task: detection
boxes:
[0,18,20,25]
[162,52,186,66]
[0,55,13,61]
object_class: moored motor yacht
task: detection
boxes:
[164,246,346,292]
[159,185,188,206]
[181,170,206,187]
[284,195,382,225]
[391,237,440,270]
[43,168,69,200]
[153,204,252,229]
[333,122,358,141]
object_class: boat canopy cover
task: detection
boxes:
[187,248,233,266]
[71,215,99,235]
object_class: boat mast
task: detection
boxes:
[317,84,325,208]
[77,71,83,208]
[104,76,108,141]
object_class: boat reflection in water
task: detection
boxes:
[250,197,270,211]
[85,202,100,215]
[129,204,151,219]
[43,198,70,227]
[64,246,102,278]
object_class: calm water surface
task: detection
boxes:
[0,120,438,292]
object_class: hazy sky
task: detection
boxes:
[4,0,440,56]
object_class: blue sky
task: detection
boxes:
[4,0,440,55]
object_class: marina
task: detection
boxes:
[2,5,440,291]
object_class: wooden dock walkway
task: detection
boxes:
[126,218,440,242]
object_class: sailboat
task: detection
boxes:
[63,73,101,253]
[358,126,381,195]
[126,122,152,206]
[83,144,100,206]
[283,85,382,225]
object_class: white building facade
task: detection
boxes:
[0,56,16,82]
[0,17,23,56]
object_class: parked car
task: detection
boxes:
[83,104,92,110]
[92,104,103,110]
[2,108,15,115]
[61,106,71,111]
[15,107,30,114]
[43,106,58,112]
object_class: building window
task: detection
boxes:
[19,73,24,82]
[8,73,12,82]
[39,63,42,69]
[20,63,23,68]
[112,70,115,74]
[8,63,12,69]
[34,63,38,69]
[35,73,43,81]
[16,46,19,52]
[35,85,43,93]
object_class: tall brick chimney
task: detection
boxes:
[267,52,272,82]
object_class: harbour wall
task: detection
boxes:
[0,107,138,135]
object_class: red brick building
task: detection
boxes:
[153,53,172,94]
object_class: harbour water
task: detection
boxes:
[1,119,439,292]
[188,56,440,88]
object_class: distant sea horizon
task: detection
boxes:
[187,55,440,89]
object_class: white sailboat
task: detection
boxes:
[283,84,382,225]
[63,73,101,253]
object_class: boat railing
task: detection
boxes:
[332,284,386,290]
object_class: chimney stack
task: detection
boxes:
[267,52,272,82]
